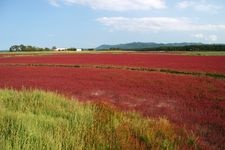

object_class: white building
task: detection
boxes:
[54,48,67,51]
[76,48,82,52]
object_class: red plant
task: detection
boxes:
[0,65,225,149]
[0,53,225,149]
[0,53,225,73]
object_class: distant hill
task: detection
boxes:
[96,42,202,50]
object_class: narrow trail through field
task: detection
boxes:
[1,63,225,79]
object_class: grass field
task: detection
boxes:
[1,50,225,56]
[180,51,225,56]
[0,89,199,149]
[1,52,225,73]
[0,51,224,149]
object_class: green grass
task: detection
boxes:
[0,89,199,150]
[0,51,78,57]
[1,50,225,57]
[0,51,127,57]
[179,51,225,56]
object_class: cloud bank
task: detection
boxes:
[97,17,225,32]
[48,0,61,7]
[192,33,218,42]
[176,0,223,13]
[48,0,166,11]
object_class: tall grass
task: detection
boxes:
[0,89,199,149]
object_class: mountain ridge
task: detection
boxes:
[96,42,203,50]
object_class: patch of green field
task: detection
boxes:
[0,89,199,150]
[1,50,225,56]
[0,51,77,57]
[0,51,130,57]
[179,51,225,56]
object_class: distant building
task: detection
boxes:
[54,48,67,51]
[76,48,82,52]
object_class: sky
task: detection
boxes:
[1,0,225,49]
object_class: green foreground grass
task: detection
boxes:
[0,89,199,150]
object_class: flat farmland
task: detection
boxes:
[0,52,225,149]
[0,53,225,74]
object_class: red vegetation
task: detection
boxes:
[0,66,225,149]
[0,53,225,149]
[0,53,225,73]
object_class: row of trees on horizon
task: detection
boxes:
[8,44,225,52]
[139,44,225,51]
[9,45,94,52]
[9,45,53,52]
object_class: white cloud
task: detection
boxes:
[176,1,194,9]
[97,17,225,32]
[176,0,223,13]
[48,0,166,11]
[193,33,204,39]
[192,33,218,42]
[208,35,218,41]
[48,0,60,7]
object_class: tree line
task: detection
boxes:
[9,45,52,52]
[124,44,225,51]
[9,44,225,52]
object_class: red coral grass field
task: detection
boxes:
[0,53,225,73]
[0,52,225,149]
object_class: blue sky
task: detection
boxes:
[1,0,225,49]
